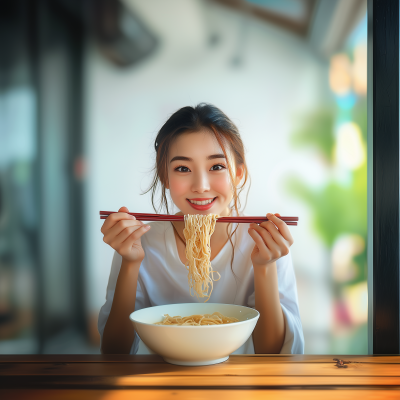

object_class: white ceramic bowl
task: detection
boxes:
[129,303,259,366]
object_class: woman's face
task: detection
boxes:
[166,129,244,216]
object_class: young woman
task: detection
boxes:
[98,103,304,355]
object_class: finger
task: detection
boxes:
[109,224,145,248]
[260,221,287,247]
[101,208,137,233]
[262,222,290,256]
[119,225,151,252]
[267,213,294,245]
[248,228,271,259]
[250,223,281,257]
[103,219,144,243]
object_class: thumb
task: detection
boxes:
[118,206,129,213]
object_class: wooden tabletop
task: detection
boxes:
[1,354,399,399]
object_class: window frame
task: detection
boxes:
[368,0,400,354]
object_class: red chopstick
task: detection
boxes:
[99,211,298,225]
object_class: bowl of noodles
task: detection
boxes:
[129,303,259,366]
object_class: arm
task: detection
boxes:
[248,213,294,354]
[100,206,151,354]
[101,259,141,354]
[252,262,285,354]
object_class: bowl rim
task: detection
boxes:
[129,303,260,328]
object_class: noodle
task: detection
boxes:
[183,214,219,301]
[155,312,239,326]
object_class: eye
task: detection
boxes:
[210,164,226,171]
[175,165,191,172]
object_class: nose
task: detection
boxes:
[191,170,210,193]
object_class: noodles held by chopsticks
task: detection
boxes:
[183,214,219,301]
[155,312,239,326]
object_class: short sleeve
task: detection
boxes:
[246,251,304,354]
[98,251,151,354]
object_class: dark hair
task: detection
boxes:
[144,103,250,277]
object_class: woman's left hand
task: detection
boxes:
[248,213,294,268]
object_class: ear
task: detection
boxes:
[235,164,245,186]
[165,179,169,190]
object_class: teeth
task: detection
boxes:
[189,198,214,205]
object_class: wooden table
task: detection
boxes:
[1,354,399,399]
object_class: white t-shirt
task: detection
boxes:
[98,217,304,354]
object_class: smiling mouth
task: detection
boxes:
[187,197,217,206]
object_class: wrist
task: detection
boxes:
[121,258,142,272]
[253,261,276,276]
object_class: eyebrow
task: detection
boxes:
[169,153,226,163]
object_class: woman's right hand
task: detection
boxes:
[101,206,151,263]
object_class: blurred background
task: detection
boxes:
[0,0,367,354]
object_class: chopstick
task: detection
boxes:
[99,211,298,226]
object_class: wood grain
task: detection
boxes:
[1,354,399,363]
[1,389,400,400]
[1,360,400,377]
[1,355,399,395]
